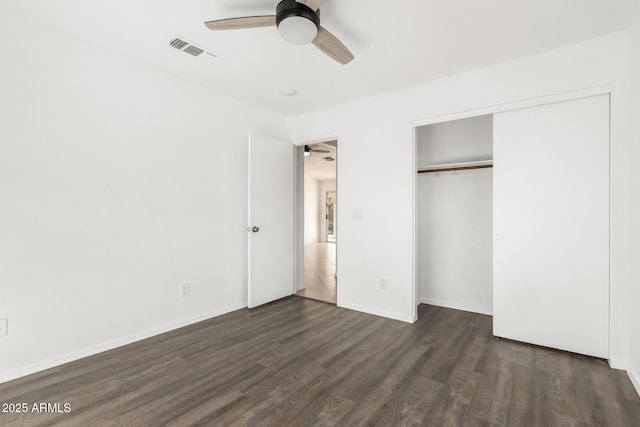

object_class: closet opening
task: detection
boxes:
[413,93,610,359]
[415,114,494,319]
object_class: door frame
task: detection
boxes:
[411,84,614,327]
[293,136,341,305]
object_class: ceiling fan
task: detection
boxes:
[304,145,330,156]
[205,0,354,65]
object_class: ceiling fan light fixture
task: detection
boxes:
[204,0,354,65]
[276,0,320,45]
[304,145,311,156]
[278,16,318,45]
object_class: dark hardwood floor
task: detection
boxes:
[1,297,638,426]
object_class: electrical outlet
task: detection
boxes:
[180,283,190,297]
[379,279,387,290]
[0,318,7,337]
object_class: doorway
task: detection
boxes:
[296,141,337,304]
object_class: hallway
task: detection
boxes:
[296,242,336,304]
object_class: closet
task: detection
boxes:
[416,94,610,359]
[416,114,494,315]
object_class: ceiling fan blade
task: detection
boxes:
[312,26,354,65]
[311,149,330,153]
[295,0,326,11]
[205,15,276,31]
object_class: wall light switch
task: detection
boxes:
[0,318,7,337]
[354,208,363,220]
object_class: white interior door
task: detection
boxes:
[493,94,610,358]
[248,133,294,308]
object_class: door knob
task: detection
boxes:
[250,226,260,233]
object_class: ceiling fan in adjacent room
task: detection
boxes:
[304,144,330,156]
[205,0,354,64]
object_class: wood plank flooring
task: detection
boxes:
[1,297,638,426]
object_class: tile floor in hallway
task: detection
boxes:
[296,242,336,304]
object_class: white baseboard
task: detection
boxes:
[0,302,247,385]
[608,358,628,371]
[419,297,493,316]
[629,364,640,398]
[339,301,414,324]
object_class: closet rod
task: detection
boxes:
[417,164,493,174]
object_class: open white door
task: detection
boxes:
[248,133,294,308]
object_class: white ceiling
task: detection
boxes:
[305,142,336,182]
[2,0,638,114]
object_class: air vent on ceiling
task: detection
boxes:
[184,45,204,57]
[322,157,335,162]
[170,38,189,50]
[169,36,216,60]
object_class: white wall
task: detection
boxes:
[319,180,337,242]
[0,13,287,382]
[629,4,640,395]
[417,115,493,314]
[304,176,320,243]
[416,115,493,165]
[287,29,633,367]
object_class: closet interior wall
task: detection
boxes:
[416,114,494,315]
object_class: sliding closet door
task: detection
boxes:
[493,94,609,358]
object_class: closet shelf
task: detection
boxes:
[417,160,493,174]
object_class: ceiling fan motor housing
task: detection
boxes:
[276,0,320,45]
